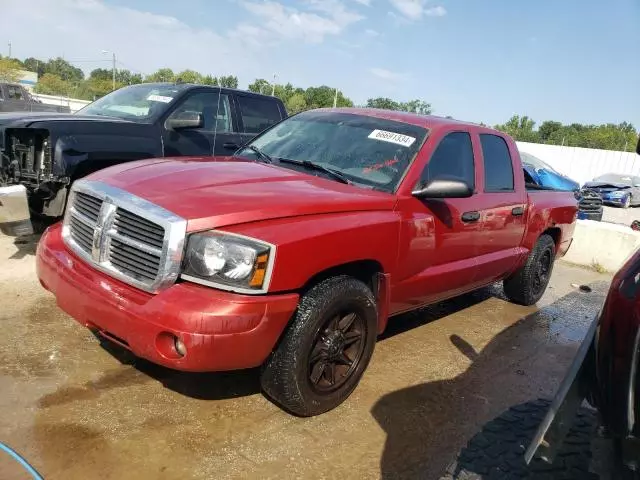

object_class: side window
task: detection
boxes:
[7,86,24,100]
[168,92,233,133]
[417,131,475,189]
[237,96,282,134]
[480,134,514,192]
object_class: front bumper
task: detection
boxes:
[0,185,33,236]
[577,210,603,221]
[36,224,299,372]
[602,194,628,206]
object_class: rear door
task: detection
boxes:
[392,129,486,312]
[234,94,285,147]
[161,89,242,157]
[473,132,527,285]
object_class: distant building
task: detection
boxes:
[17,69,38,91]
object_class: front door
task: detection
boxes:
[391,130,485,313]
[162,90,242,157]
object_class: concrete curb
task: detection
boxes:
[563,219,640,272]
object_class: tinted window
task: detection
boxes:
[480,134,514,192]
[7,85,24,100]
[238,96,282,134]
[167,92,233,132]
[417,132,475,189]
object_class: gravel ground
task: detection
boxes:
[602,205,640,226]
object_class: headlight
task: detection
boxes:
[181,231,274,293]
[609,191,625,197]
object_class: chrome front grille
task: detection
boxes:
[75,192,102,223]
[113,208,165,249]
[61,180,187,293]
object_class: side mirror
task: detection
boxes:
[166,112,203,130]
[412,177,473,199]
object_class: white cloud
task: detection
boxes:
[370,67,408,82]
[239,0,364,44]
[365,28,380,37]
[389,0,446,21]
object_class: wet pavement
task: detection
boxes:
[0,233,612,479]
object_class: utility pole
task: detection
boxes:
[7,42,11,58]
[112,52,116,91]
[333,88,338,108]
[271,73,277,96]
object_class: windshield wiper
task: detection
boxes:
[277,158,352,185]
[246,145,274,164]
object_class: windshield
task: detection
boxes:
[592,173,633,185]
[520,151,561,174]
[76,83,189,122]
[236,110,428,192]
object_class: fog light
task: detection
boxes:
[174,337,187,357]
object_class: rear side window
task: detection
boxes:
[418,131,475,189]
[237,96,282,134]
[480,134,514,192]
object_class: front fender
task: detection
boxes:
[223,211,401,293]
[53,134,162,177]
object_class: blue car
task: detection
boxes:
[520,151,579,191]
[520,151,603,221]
[583,173,640,209]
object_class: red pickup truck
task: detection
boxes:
[35,108,578,416]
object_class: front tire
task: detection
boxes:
[503,234,556,306]
[260,275,378,417]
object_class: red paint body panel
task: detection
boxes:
[37,109,578,372]
[37,225,299,372]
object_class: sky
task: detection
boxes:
[1,0,638,128]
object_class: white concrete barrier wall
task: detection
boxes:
[32,93,92,113]
[562,219,640,272]
[516,141,640,187]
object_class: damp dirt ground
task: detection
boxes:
[0,233,615,479]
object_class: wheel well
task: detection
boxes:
[542,227,561,251]
[301,260,384,295]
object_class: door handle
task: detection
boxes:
[512,206,524,216]
[461,211,480,222]
[222,142,239,150]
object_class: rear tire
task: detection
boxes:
[503,234,556,306]
[260,275,378,417]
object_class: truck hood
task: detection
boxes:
[0,112,133,128]
[89,157,396,231]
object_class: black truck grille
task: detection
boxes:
[579,190,604,212]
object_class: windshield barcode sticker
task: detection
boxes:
[368,129,416,147]
[147,94,173,103]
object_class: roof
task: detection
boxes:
[317,107,488,131]
[126,82,279,99]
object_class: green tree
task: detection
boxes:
[400,99,432,115]
[286,93,307,114]
[144,68,175,83]
[44,57,84,82]
[494,115,539,142]
[202,75,218,86]
[0,57,22,83]
[218,75,239,88]
[34,73,71,95]
[538,121,562,142]
[22,57,45,76]
[176,69,202,84]
[248,78,271,94]
[366,97,401,110]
